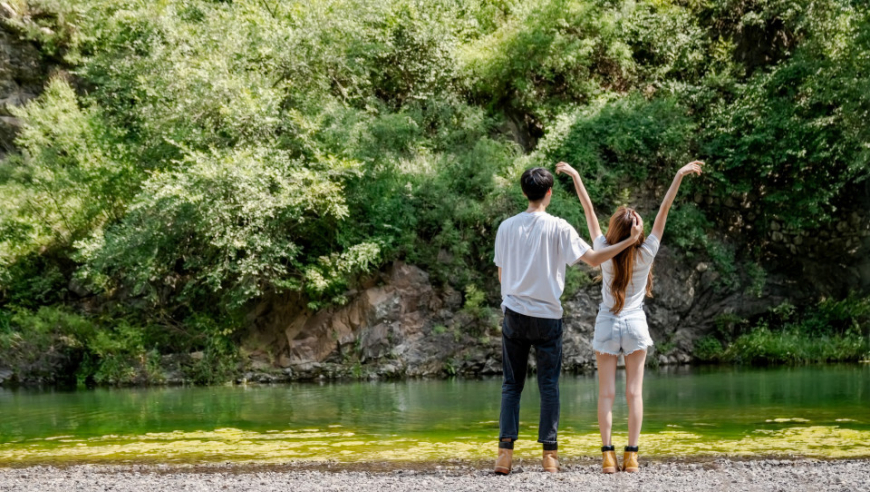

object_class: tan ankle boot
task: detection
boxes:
[601,446,617,474]
[623,446,639,473]
[542,449,559,473]
[494,447,513,475]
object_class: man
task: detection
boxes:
[493,167,642,474]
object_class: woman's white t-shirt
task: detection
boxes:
[593,233,660,313]
[494,212,591,319]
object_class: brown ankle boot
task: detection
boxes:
[542,449,559,473]
[623,446,639,473]
[601,445,617,474]
[494,447,513,475]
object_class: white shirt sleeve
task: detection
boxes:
[560,221,591,266]
[639,233,661,259]
[592,234,608,251]
[494,223,504,267]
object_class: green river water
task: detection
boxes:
[1,365,868,464]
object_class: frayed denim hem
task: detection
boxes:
[624,341,653,356]
[594,341,653,357]
[594,348,621,356]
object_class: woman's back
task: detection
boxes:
[593,234,660,313]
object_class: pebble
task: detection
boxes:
[0,459,868,492]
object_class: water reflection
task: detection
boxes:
[0,364,867,462]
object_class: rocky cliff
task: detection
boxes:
[0,3,63,157]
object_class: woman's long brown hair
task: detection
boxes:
[603,206,653,315]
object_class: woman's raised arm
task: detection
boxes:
[650,160,704,240]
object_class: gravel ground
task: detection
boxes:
[1,459,868,492]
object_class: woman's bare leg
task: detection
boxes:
[595,352,619,446]
[623,350,647,447]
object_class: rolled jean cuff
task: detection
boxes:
[540,441,558,451]
[498,439,515,450]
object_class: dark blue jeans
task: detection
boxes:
[498,307,563,450]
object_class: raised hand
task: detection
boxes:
[677,160,704,178]
[652,160,704,240]
[555,161,579,178]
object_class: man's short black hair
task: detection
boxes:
[521,167,553,202]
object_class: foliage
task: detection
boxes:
[722,325,867,365]
[538,94,696,205]
[181,313,241,385]
[0,306,131,385]
[695,295,870,364]
[74,147,371,310]
[460,0,634,118]
[461,284,498,331]
[1,0,868,382]
[702,35,870,231]
[0,305,244,385]
[1,78,137,264]
[561,267,593,302]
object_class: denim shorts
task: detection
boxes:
[592,305,654,356]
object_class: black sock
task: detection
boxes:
[625,445,639,452]
[543,443,557,451]
[499,439,514,450]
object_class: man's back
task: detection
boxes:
[494,211,590,319]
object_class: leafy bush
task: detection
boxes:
[0,305,248,386]
[723,325,867,365]
[702,8,870,231]
[74,147,373,310]
[460,0,634,118]
[693,336,724,363]
[697,295,870,364]
[538,94,696,204]
[561,267,593,302]
[0,306,97,385]
[1,78,138,264]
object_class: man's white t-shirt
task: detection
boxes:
[593,233,660,313]
[494,212,591,319]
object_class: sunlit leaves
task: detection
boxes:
[75,148,361,308]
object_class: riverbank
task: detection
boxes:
[2,459,868,491]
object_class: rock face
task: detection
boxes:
[240,253,754,380]
[242,262,502,380]
[561,246,787,368]
[0,7,57,157]
[0,2,61,159]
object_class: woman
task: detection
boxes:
[556,159,703,473]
